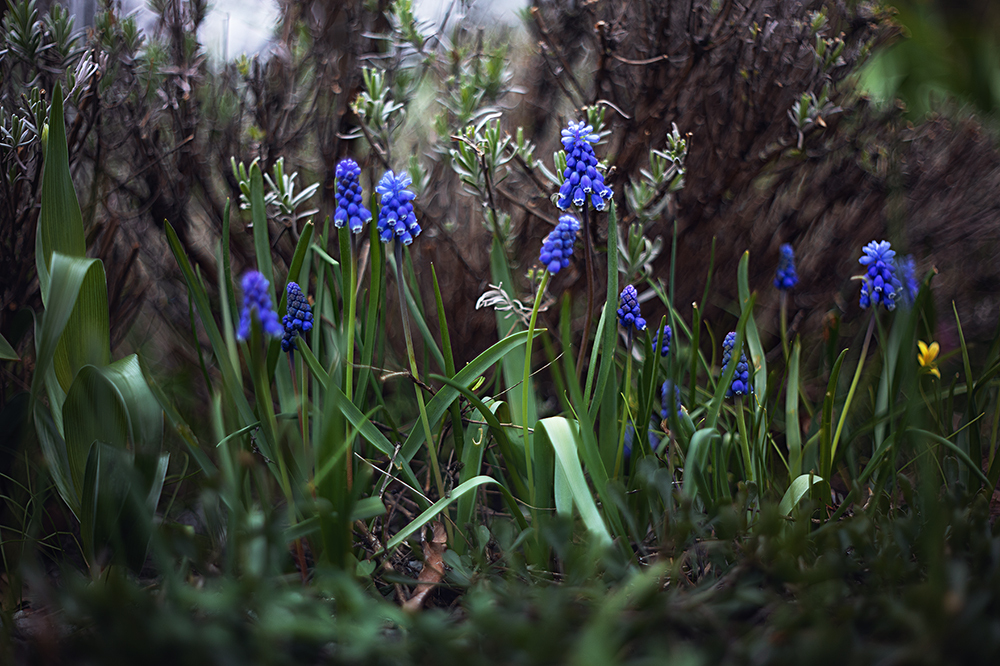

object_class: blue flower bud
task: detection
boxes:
[539,215,580,274]
[334,158,372,234]
[721,331,751,398]
[281,282,314,352]
[616,284,646,331]
[774,243,798,291]
[236,271,283,340]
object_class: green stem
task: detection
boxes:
[736,395,754,485]
[345,231,358,402]
[779,291,789,361]
[829,311,877,474]
[576,203,595,379]
[613,335,634,480]
[394,241,446,502]
[522,270,550,505]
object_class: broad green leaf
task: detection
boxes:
[36,82,86,305]
[34,401,79,517]
[535,417,612,547]
[30,254,108,409]
[51,258,110,393]
[64,365,130,501]
[97,355,164,457]
[778,473,823,515]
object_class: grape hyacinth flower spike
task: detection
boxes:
[236,271,283,340]
[652,323,672,357]
[774,243,798,291]
[617,284,646,332]
[334,158,372,234]
[539,215,581,274]
[661,380,682,421]
[858,240,901,311]
[376,170,421,245]
[721,331,751,398]
[899,254,919,306]
[556,121,613,211]
[281,282,313,352]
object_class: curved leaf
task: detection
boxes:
[535,417,612,548]
[64,365,130,502]
[778,473,823,515]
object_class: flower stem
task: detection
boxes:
[576,203,595,379]
[522,270,550,504]
[394,241,446,503]
[345,230,358,402]
[779,290,789,361]
[736,395,754,485]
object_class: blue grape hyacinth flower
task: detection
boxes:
[281,282,314,352]
[236,271,283,340]
[376,170,421,244]
[899,254,919,306]
[617,284,646,331]
[623,417,661,460]
[556,121,613,211]
[859,240,901,311]
[334,158,372,234]
[774,243,798,291]
[721,331,751,398]
[539,214,581,274]
[652,323,672,357]
[661,380,682,421]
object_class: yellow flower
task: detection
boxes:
[917,340,940,378]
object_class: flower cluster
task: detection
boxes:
[556,121,613,211]
[721,331,751,398]
[652,324,672,357]
[236,271,283,340]
[859,240,901,311]
[617,284,646,331]
[334,158,372,234]
[660,380,682,421]
[774,243,798,291]
[539,215,580,274]
[281,282,313,352]
[376,170,421,244]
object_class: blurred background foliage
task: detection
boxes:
[862,0,1000,118]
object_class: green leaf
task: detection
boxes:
[34,401,79,517]
[376,475,528,557]
[0,332,18,360]
[778,473,823,515]
[64,365,130,502]
[399,329,542,462]
[737,251,767,399]
[786,339,803,480]
[535,417,612,547]
[97,355,164,457]
[36,82,86,305]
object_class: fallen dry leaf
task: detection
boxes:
[403,521,447,612]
